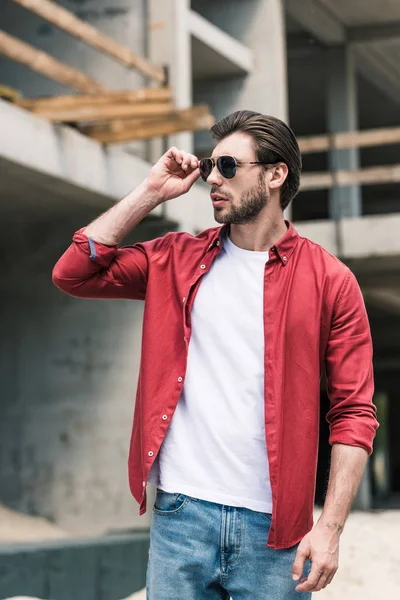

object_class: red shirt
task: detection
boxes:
[52,221,378,549]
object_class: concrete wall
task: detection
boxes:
[0,532,149,600]
[0,190,167,535]
[0,291,146,535]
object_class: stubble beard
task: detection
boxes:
[213,172,268,225]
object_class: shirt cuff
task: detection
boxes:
[72,228,118,268]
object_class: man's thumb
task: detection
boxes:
[183,167,200,190]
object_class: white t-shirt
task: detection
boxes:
[148,233,273,513]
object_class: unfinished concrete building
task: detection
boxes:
[0,0,399,549]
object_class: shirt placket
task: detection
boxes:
[263,247,280,547]
[183,241,221,345]
[141,241,222,507]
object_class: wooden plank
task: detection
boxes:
[30,101,176,123]
[0,29,107,93]
[82,106,215,143]
[83,105,211,133]
[301,164,400,190]
[298,126,400,154]
[0,84,21,102]
[12,0,165,84]
[17,87,172,111]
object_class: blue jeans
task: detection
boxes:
[146,489,312,599]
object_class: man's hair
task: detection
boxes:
[210,110,302,211]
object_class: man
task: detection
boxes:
[53,110,378,599]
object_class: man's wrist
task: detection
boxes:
[141,177,166,207]
[316,513,345,536]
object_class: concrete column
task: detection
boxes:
[327,47,362,220]
[148,0,193,158]
[171,0,193,153]
[192,0,288,127]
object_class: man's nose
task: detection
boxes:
[206,164,223,186]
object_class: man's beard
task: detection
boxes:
[213,172,268,225]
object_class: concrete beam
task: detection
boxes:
[188,9,254,76]
[354,45,400,108]
[294,213,400,260]
[285,0,345,44]
[285,0,400,105]
[348,21,400,44]
[363,289,400,316]
[0,98,157,206]
[288,22,400,48]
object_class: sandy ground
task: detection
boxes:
[0,504,69,543]
[2,506,399,599]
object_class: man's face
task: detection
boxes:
[205,132,269,225]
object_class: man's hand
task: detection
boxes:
[292,522,339,593]
[145,146,200,203]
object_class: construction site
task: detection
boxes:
[0,0,399,598]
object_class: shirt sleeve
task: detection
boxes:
[325,269,379,455]
[52,228,169,301]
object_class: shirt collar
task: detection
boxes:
[208,221,299,266]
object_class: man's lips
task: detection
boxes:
[211,193,229,206]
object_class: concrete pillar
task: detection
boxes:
[327,47,362,220]
[171,0,193,153]
[193,0,288,135]
[148,0,193,157]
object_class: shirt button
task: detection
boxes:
[200,264,206,270]
[178,376,183,383]
[162,414,168,420]
[142,481,146,486]
[148,451,154,457]
[182,296,186,303]
[283,256,287,262]
[216,240,220,246]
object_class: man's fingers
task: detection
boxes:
[324,569,337,588]
[296,563,338,591]
[166,146,179,160]
[295,563,325,592]
[181,166,200,189]
[165,147,199,171]
[292,547,307,581]
[182,153,198,170]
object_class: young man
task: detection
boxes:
[53,111,378,599]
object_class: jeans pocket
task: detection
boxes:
[261,512,272,522]
[153,489,190,515]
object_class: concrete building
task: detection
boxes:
[0,0,399,537]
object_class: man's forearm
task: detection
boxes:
[83,178,161,246]
[318,443,368,534]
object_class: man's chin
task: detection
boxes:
[213,207,231,224]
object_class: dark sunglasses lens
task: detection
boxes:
[218,156,236,179]
[199,158,213,181]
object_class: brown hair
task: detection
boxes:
[210,110,302,210]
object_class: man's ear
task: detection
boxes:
[268,163,289,190]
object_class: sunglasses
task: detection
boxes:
[199,156,276,182]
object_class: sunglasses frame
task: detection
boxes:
[199,155,278,181]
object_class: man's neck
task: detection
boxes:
[229,215,288,252]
